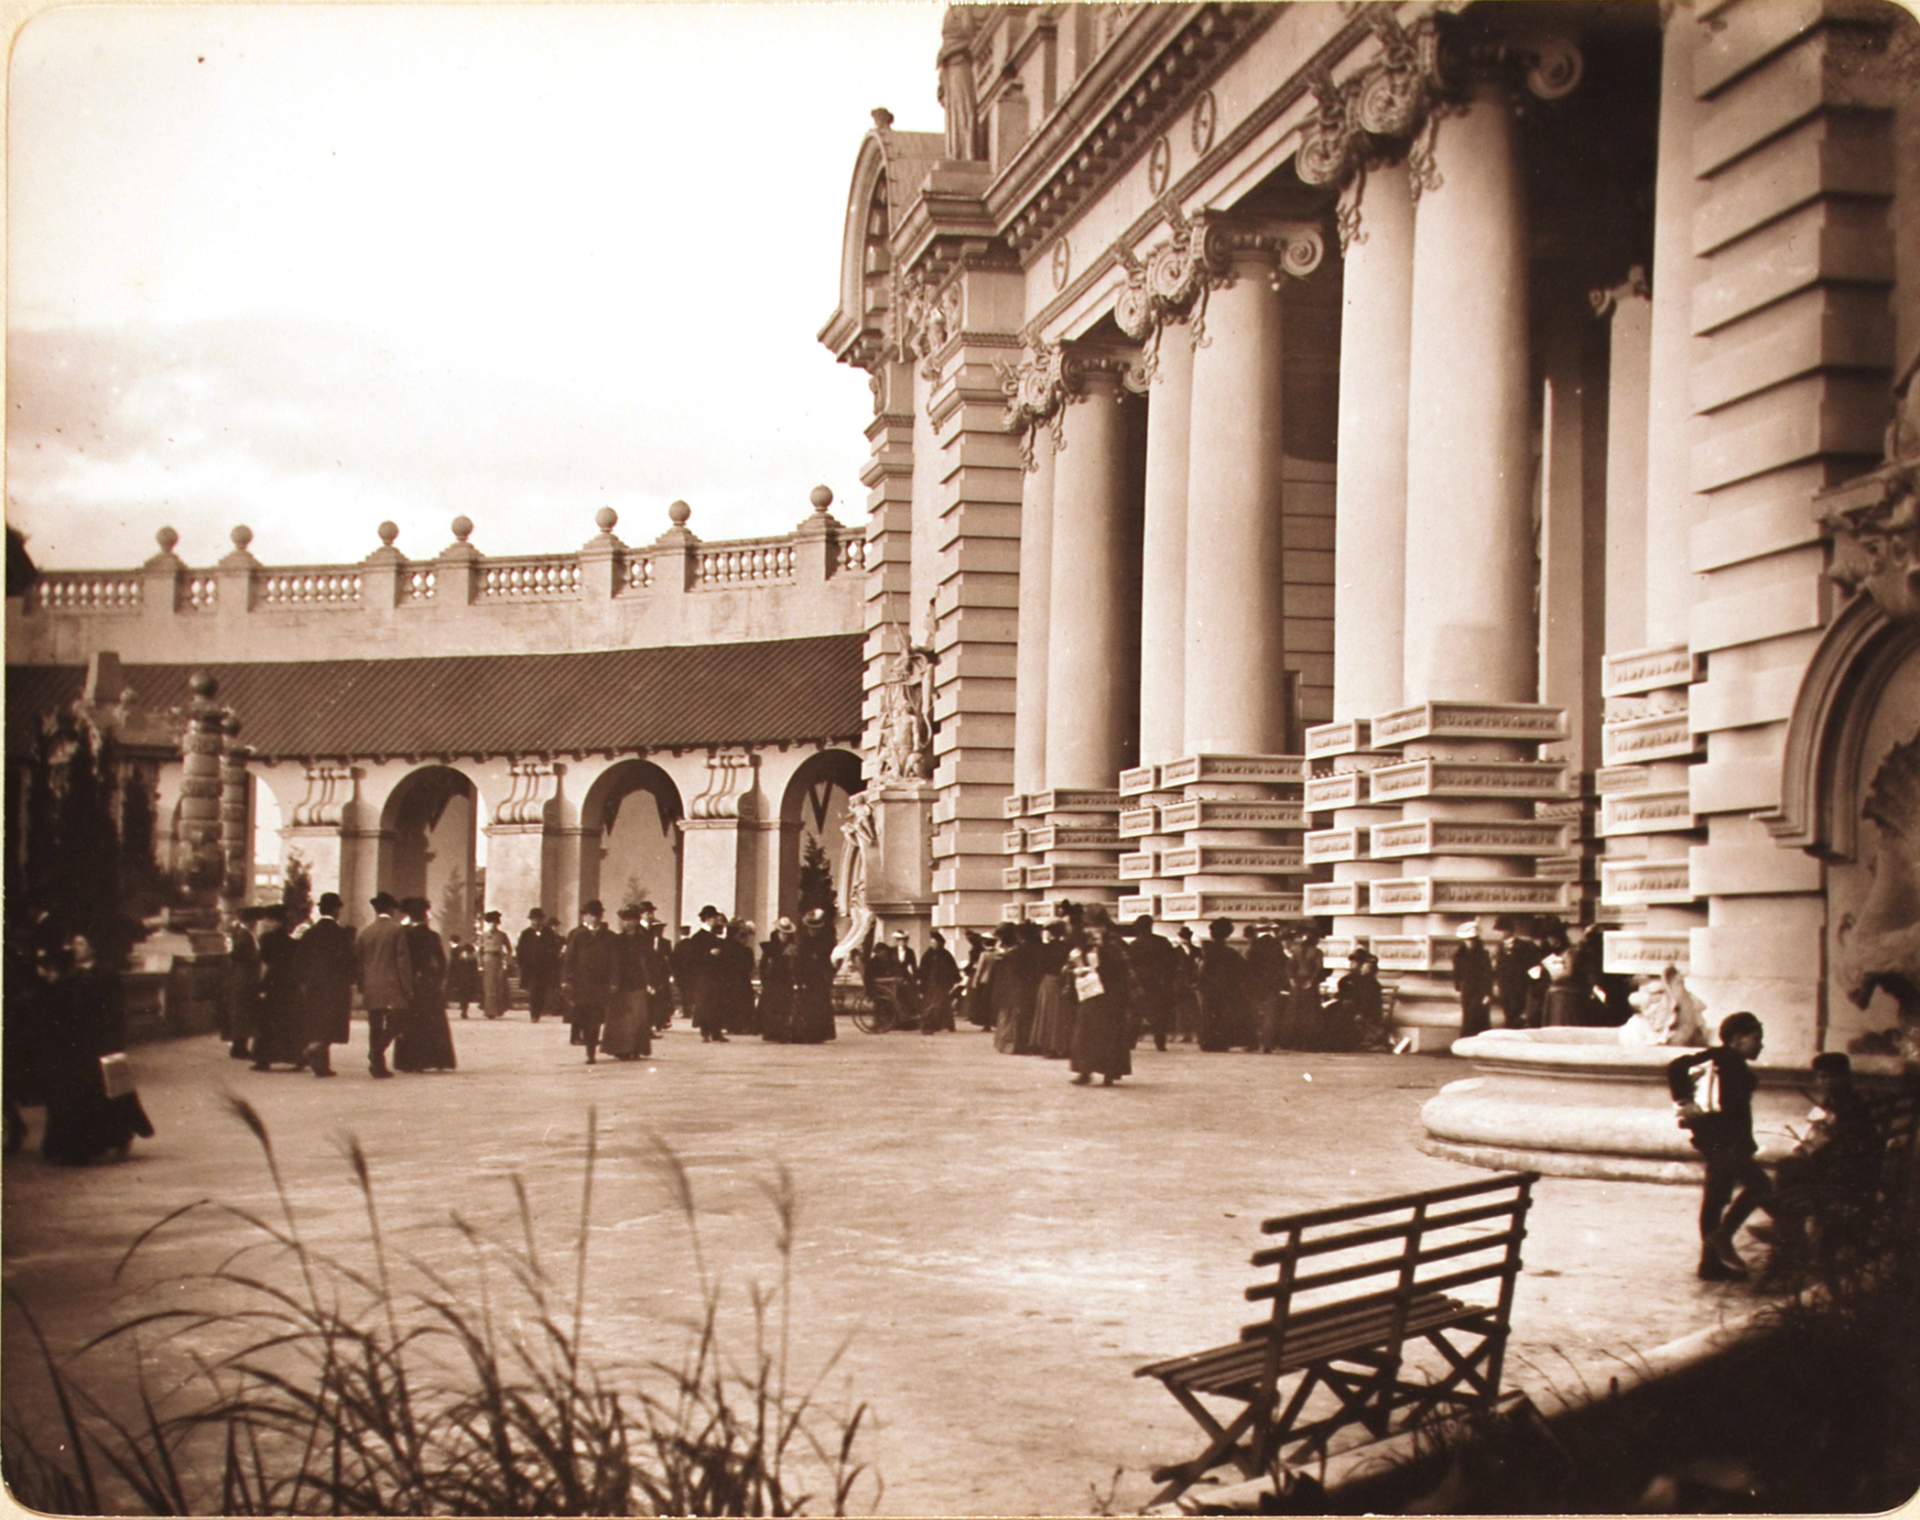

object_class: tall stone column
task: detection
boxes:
[1601,1,1707,987]
[1183,241,1290,757]
[1153,218,1323,927]
[1013,424,1057,797]
[1136,335,1196,767]
[1006,423,1057,919]
[1377,78,1572,1038]
[1118,308,1197,924]
[1403,84,1534,705]
[218,716,252,910]
[1034,350,1137,912]
[1045,353,1137,791]
[176,672,228,924]
[1307,163,1416,966]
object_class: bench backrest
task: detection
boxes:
[1237,1172,1539,1358]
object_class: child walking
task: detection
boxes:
[1668,1010,1776,1279]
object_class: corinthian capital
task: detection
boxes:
[994,337,1068,471]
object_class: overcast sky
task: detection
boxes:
[7,2,942,570]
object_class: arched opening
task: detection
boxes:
[779,749,864,930]
[250,775,284,903]
[379,766,479,929]
[579,760,683,930]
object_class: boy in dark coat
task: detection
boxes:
[1668,1010,1773,1279]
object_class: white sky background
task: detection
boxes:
[7,2,944,570]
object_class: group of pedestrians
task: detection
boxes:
[963,907,1385,1064]
[1450,915,1631,1035]
[223,891,457,1079]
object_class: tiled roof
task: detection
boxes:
[7,635,863,760]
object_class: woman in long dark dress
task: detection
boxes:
[1067,907,1133,1086]
[249,905,308,1069]
[917,930,961,1034]
[602,907,654,1060]
[41,933,154,1164]
[394,900,456,1072]
[758,920,799,1042]
[1026,921,1074,1057]
[791,911,838,1043]
[988,923,1031,1053]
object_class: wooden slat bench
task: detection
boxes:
[1135,1171,1538,1507]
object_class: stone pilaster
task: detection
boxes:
[1676,0,1903,1059]
[218,718,252,910]
[921,264,1026,932]
[677,749,762,922]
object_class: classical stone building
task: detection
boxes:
[7,500,870,935]
[820,0,1920,1066]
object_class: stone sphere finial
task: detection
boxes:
[221,713,242,737]
[595,505,618,533]
[809,484,833,514]
[451,515,473,543]
[156,526,179,554]
[377,521,399,547]
[872,107,895,130]
[189,670,217,699]
[668,500,692,527]
[231,524,253,551]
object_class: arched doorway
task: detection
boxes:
[779,749,863,928]
[579,761,683,930]
[379,766,479,929]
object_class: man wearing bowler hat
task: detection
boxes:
[354,891,415,1079]
[562,900,621,1062]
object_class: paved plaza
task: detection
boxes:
[5,1017,1762,1515]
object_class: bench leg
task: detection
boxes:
[1147,1391,1260,1508]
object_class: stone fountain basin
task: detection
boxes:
[1419,1027,1905,1183]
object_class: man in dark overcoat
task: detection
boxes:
[562,899,621,1062]
[1491,916,1543,1029]
[1452,920,1495,1037]
[354,892,414,1079]
[222,909,261,1061]
[1126,915,1179,1052]
[299,892,356,1079]
[682,905,735,1043]
[517,908,561,1021]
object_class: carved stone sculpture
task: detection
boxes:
[1837,730,1920,1057]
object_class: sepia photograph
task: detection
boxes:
[5,0,1920,1513]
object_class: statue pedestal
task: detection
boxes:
[863,784,938,954]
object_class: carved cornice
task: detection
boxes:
[1113,206,1324,386]
[996,4,1277,257]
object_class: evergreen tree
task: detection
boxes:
[797,834,837,920]
[282,850,313,927]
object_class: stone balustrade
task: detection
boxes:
[10,492,868,666]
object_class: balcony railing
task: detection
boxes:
[34,572,143,613]
[19,503,872,628]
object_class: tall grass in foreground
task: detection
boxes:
[3,1099,879,1515]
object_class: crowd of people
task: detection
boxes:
[210,894,848,1085]
[1449,914,1634,1035]
[945,905,1393,1075]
